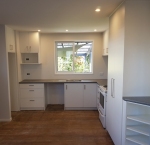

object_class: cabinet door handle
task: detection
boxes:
[29,85,34,86]
[113,79,115,98]
[111,78,113,97]
[29,90,34,91]
[30,100,35,101]
[10,45,13,50]
[111,78,115,98]
[84,85,86,90]
[66,85,67,90]
[29,46,31,52]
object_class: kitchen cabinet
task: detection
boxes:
[64,83,97,110]
[106,1,150,144]
[83,83,97,107]
[19,32,39,53]
[5,26,15,53]
[19,32,41,64]
[102,30,109,56]
[64,83,83,108]
[106,4,125,145]
[19,84,45,110]
[122,101,150,145]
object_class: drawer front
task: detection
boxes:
[20,84,44,89]
[20,97,44,108]
[20,88,44,98]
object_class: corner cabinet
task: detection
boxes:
[64,83,97,110]
[19,84,45,110]
[5,26,15,53]
[19,32,41,64]
[122,101,150,145]
[102,30,109,56]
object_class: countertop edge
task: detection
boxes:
[123,96,150,106]
[19,79,107,86]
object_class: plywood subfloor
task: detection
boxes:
[0,105,114,145]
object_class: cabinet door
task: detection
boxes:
[106,6,124,145]
[64,83,83,108]
[20,97,44,108]
[103,30,109,56]
[83,83,97,107]
[20,88,44,98]
[19,32,29,53]
[5,26,15,52]
[28,32,39,53]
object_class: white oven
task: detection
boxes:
[97,85,107,128]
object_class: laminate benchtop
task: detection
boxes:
[123,96,150,106]
[19,79,107,86]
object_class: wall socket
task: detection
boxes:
[27,73,30,75]
[100,72,104,76]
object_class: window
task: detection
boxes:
[55,41,93,73]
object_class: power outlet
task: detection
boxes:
[27,73,30,76]
[100,72,104,76]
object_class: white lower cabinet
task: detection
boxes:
[19,83,45,110]
[123,101,150,145]
[64,83,97,110]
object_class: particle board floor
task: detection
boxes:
[0,105,114,145]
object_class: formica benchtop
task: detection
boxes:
[123,97,150,106]
[19,79,107,86]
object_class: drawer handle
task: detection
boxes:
[30,100,35,101]
[29,90,34,91]
[29,85,34,86]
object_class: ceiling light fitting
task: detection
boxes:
[95,8,100,12]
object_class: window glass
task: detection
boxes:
[56,41,93,73]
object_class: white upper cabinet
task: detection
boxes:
[5,26,15,53]
[102,30,109,56]
[19,32,39,53]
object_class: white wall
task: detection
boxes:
[22,33,108,80]
[123,0,150,96]
[0,25,11,121]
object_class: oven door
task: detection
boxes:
[98,108,106,128]
[99,91,106,116]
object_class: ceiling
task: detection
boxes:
[0,0,124,33]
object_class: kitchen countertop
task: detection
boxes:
[19,79,107,86]
[123,96,150,106]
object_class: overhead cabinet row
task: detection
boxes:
[19,32,40,53]
[19,32,41,64]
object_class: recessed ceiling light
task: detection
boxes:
[66,30,68,32]
[38,30,41,32]
[95,8,100,12]
[94,29,97,31]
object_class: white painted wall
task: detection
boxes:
[123,0,150,96]
[21,33,108,80]
[0,25,11,121]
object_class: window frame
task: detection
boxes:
[54,40,93,74]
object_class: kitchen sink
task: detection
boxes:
[66,79,82,82]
